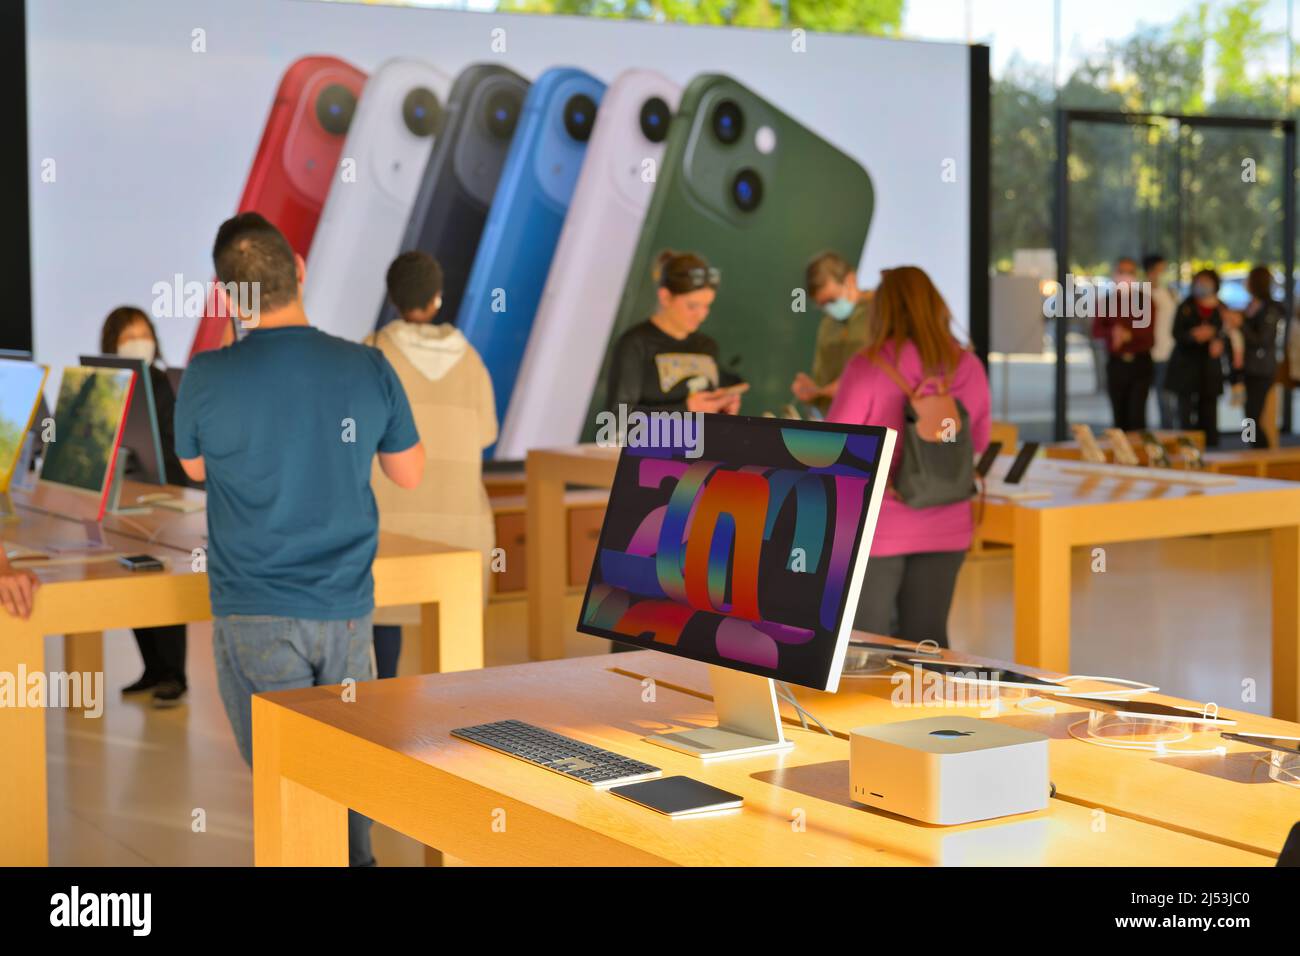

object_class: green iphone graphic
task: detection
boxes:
[582,73,874,435]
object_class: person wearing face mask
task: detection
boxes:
[1095,256,1154,431]
[98,306,190,706]
[363,252,496,681]
[791,251,872,415]
[605,250,744,419]
[1166,269,1227,447]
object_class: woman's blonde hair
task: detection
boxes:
[862,266,963,376]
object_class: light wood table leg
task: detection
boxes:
[252,697,348,866]
[0,623,49,865]
[418,553,484,674]
[1012,509,1072,672]
[63,631,104,718]
[526,455,567,660]
[1271,524,1300,721]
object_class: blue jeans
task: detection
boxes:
[213,613,377,866]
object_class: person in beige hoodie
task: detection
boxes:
[365,251,496,679]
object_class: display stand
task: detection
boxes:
[1068,710,1192,752]
[1266,749,1300,787]
[645,665,794,759]
[12,431,38,491]
[104,453,152,515]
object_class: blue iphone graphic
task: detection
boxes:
[456,67,605,455]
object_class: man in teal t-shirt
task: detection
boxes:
[175,212,424,866]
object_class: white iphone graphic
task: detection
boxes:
[497,69,682,459]
[304,58,451,341]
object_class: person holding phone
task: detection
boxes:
[100,306,191,708]
[827,266,991,648]
[1166,268,1227,447]
[604,250,745,419]
[791,251,872,415]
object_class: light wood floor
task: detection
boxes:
[44,530,1274,865]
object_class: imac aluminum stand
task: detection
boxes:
[645,665,794,760]
[105,453,151,515]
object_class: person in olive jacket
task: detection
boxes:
[1166,269,1227,447]
[1238,265,1282,447]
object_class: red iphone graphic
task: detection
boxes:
[190,55,366,357]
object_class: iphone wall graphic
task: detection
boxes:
[188,55,366,357]
[497,69,681,460]
[454,66,606,452]
[375,64,531,333]
[303,58,451,341]
[581,73,875,437]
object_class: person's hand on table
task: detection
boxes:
[791,372,819,403]
[0,552,40,620]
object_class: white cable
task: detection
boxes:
[776,682,833,737]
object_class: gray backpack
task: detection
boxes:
[872,354,975,509]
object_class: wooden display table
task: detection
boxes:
[618,643,1300,859]
[252,651,1267,866]
[525,445,619,660]
[1044,429,1203,466]
[0,485,484,866]
[978,457,1300,720]
[1204,447,1300,481]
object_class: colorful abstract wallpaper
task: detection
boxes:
[579,415,889,689]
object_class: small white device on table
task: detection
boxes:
[850,716,1049,825]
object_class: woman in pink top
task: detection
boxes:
[828,266,991,647]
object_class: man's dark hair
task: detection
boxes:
[386,251,444,317]
[212,212,300,313]
[1142,253,1166,273]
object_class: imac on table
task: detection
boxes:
[79,354,167,485]
[32,366,135,523]
[0,360,49,514]
[577,413,895,759]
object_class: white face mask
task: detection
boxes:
[117,338,156,365]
